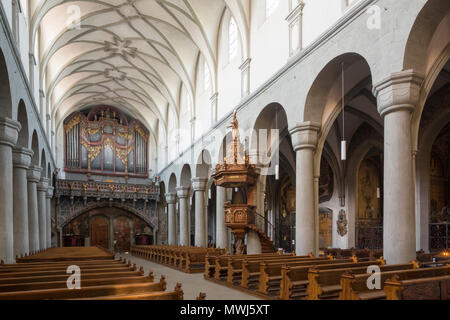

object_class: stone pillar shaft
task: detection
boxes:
[46,187,54,249]
[192,178,207,247]
[177,187,190,246]
[373,70,422,264]
[216,186,228,249]
[290,122,319,256]
[0,118,20,263]
[37,177,48,250]
[27,166,41,252]
[166,193,177,245]
[13,147,33,257]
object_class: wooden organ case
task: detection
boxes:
[64,106,149,178]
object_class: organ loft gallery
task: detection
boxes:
[0,0,448,313]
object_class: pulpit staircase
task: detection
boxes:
[247,224,276,254]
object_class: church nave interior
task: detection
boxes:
[0,0,448,303]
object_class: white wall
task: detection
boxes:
[249,0,290,92]
[195,56,213,138]
[217,11,242,120]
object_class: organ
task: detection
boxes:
[64,106,149,177]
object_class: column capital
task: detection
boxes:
[46,186,54,199]
[37,177,49,192]
[13,147,33,169]
[289,122,320,152]
[27,165,42,183]
[0,117,21,147]
[372,70,423,117]
[165,193,177,204]
[176,186,190,199]
[191,178,208,192]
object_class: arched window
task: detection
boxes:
[229,18,238,61]
[266,0,280,18]
[204,61,211,91]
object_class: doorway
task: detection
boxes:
[91,217,109,249]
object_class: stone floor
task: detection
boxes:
[116,253,261,300]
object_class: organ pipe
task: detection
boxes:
[64,107,148,176]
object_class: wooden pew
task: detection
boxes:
[1,247,197,300]
[0,274,155,292]
[205,254,220,279]
[79,284,206,301]
[258,257,359,297]
[184,251,208,273]
[214,253,288,282]
[384,274,450,300]
[241,257,332,290]
[0,262,130,274]
[279,259,385,300]
[0,264,136,279]
[306,262,418,300]
[0,270,148,285]
[0,259,124,269]
[131,245,226,273]
[0,275,167,300]
[339,265,450,300]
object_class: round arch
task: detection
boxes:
[195,149,212,179]
[0,49,12,118]
[168,173,177,193]
[180,164,192,188]
[16,100,29,148]
[346,138,383,250]
[59,202,157,231]
[30,131,40,166]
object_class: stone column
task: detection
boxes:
[27,166,41,252]
[166,193,177,245]
[373,71,422,265]
[37,177,48,250]
[0,118,20,263]
[289,122,319,256]
[192,178,208,247]
[177,187,190,246]
[175,202,180,245]
[46,186,54,249]
[12,147,33,258]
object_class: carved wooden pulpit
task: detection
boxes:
[211,111,259,254]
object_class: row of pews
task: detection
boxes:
[131,245,226,273]
[0,247,206,300]
[204,250,450,300]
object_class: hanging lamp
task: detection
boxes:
[341,62,347,161]
[275,108,280,180]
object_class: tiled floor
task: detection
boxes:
[116,253,261,300]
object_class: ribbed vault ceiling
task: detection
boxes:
[32,0,249,141]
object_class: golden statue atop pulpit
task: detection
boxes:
[224,110,245,165]
[227,110,239,141]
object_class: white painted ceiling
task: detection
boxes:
[32,0,249,141]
